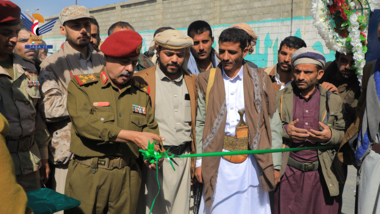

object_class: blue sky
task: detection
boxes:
[13,0,129,17]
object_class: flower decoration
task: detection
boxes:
[312,0,380,78]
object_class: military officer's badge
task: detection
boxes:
[100,71,108,85]
[27,80,40,87]
[133,104,146,115]
[74,74,97,86]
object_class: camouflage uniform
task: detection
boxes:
[39,41,105,197]
[0,53,50,192]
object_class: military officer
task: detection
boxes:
[0,1,50,192]
[0,113,33,214]
[65,30,162,214]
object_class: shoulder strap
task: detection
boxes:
[322,91,332,126]
[206,68,216,112]
[280,91,284,121]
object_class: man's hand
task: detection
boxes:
[286,119,309,141]
[144,158,164,171]
[116,130,164,151]
[274,170,281,185]
[133,132,164,151]
[195,167,203,183]
[308,122,332,143]
[39,159,50,184]
[321,82,339,94]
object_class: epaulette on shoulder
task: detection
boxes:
[130,78,150,95]
[74,74,98,86]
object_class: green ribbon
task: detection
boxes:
[172,145,339,158]
[140,144,339,213]
[139,141,176,214]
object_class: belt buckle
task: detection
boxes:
[304,162,314,172]
[98,158,110,169]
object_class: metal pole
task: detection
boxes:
[76,0,77,5]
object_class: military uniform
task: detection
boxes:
[65,70,159,214]
[0,53,50,191]
[0,113,33,214]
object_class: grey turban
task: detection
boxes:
[291,47,326,68]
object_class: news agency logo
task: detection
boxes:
[20,12,58,49]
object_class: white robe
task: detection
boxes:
[197,66,271,214]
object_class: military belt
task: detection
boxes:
[287,157,319,172]
[163,141,191,155]
[74,156,133,170]
[6,135,35,153]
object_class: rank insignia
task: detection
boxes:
[74,74,98,86]
[93,102,110,107]
[100,71,108,85]
[133,104,146,115]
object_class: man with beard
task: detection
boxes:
[187,20,220,75]
[135,29,197,214]
[89,17,101,50]
[264,36,307,92]
[273,48,345,214]
[38,5,105,204]
[65,30,161,214]
[337,20,380,214]
[0,0,50,192]
[147,26,174,64]
[319,52,360,128]
[108,21,155,72]
[195,28,283,214]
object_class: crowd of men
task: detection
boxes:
[1,1,380,214]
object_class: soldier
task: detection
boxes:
[65,30,162,214]
[38,5,105,200]
[0,113,33,214]
[0,1,50,191]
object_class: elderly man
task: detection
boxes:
[195,28,283,214]
[65,30,161,214]
[0,1,50,191]
[135,29,197,214]
[273,48,345,214]
[320,52,360,128]
[264,36,307,92]
[187,20,220,75]
[108,21,154,72]
[38,5,105,200]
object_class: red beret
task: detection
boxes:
[0,1,21,25]
[101,31,143,58]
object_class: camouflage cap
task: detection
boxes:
[59,5,91,25]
